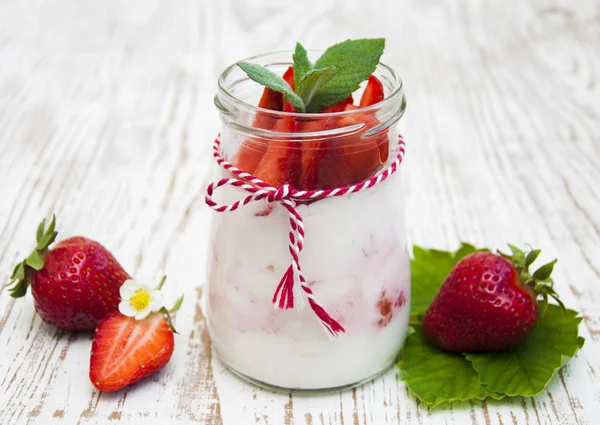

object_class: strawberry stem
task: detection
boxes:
[156,275,167,291]
[153,276,183,334]
[5,215,57,298]
[498,244,564,313]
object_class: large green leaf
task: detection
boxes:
[465,306,585,396]
[399,329,501,407]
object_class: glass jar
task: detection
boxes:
[206,51,409,391]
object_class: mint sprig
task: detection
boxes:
[400,243,585,408]
[237,38,385,113]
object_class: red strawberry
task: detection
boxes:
[90,312,174,392]
[7,216,130,331]
[253,101,302,187]
[337,104,385,182]
[235,66,296,174]
[358,75,389,163]
[359,75,384,107]
[422,246,561,352]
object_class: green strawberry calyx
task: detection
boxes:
[498,244,564,316]
[5,215,58,298]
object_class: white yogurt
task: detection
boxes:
[206,169,411,390]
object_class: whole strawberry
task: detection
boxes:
[6,215,130,331]
[422,245,562,352]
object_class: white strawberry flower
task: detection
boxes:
[118,279,165,320]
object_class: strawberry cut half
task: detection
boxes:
[253,103,302,187]
[358,75,389,163]
[337,104,386,183]
[90,312,175,392]
[235,66,296,175]
[359,75,384,107]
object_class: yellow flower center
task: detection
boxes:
[129,289,151,312]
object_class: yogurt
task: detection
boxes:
[205,167,410,390]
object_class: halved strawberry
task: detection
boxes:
[359,75,389,162]
[90,312,174,392]
[337,104,385,182]
[322,96,353,113]
[253,102,302,187]
[235,66,296,174]
[298,96,357,190]
[359,75,384,107]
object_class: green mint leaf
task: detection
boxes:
[292,42,312,90]
[466,305,584,397]
[410,242,484,315]
[308,38,385,112]
[297,67,335,106]
[399,329,502,407]
[237,62,305,112]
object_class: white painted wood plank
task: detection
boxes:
[1,0,600,424]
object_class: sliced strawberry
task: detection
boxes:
[236,66,296,173]
[235,140,267,175]
[359,75,384,107]
[253,106,302,187]
[359,75,389,162]
[258,87,283,111]
[322,96,354,113]
[282,66,294,89]
[90,313,174,392]
[297,96,357,190]
[337,104,385,182]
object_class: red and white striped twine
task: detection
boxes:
[205,135,406,337]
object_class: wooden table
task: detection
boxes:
[1,0,599,423]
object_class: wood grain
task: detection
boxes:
[1,0,599,423]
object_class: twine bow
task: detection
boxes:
[205,135,406,337]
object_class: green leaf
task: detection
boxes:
[11,261,26,281]
[25,250,44,271]
[507,244,526,265]
[410,242,480,315]
[237,62,306,112]
[8,280,28,298]
[465,306,584,397]
[533,260,557,281]
[399,329,501,407]
[297,67,336,106]
[292,42,312,90]
[525,249,541,268]
[35,218,46,243]
[309,38,385,112]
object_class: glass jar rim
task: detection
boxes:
[216,49,405,118]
